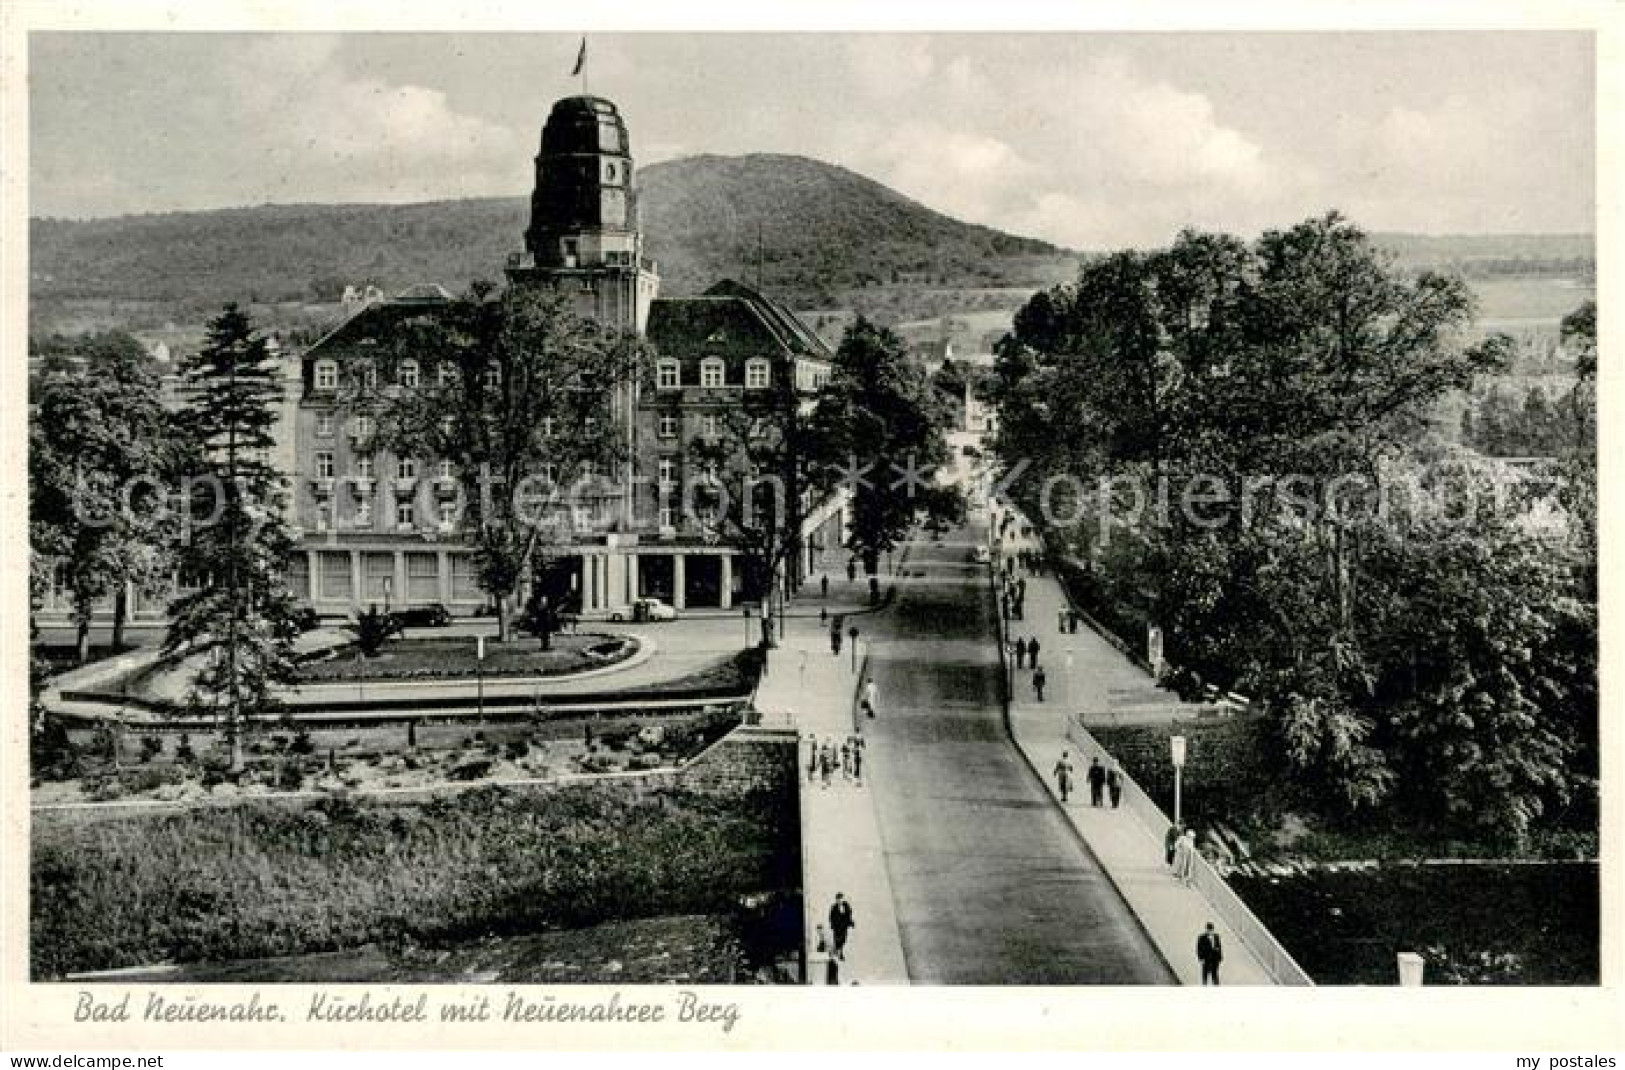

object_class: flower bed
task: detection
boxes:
[296,633,637,683]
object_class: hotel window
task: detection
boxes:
[357,363,378,392]
[350,415,375,442]
[396,501,415,528]
[438,459,455,480]
[541,417,556,438]
[315,451,335,479]
[539,462,558,484]
[398,359,420,389]
[701,414,719,439]
[658,457,677,486]
[483,364,501,389]
[745,358,770,389]
[700,358,725,388]
[579,459,597,480]
[398,457,418,480]
[572,504,592,529]
[438,501,458,528]
[318,551,351,598]
[437,362,457,388]
[656,359,680,390]
[354,499,372,528]
[315,412,335,437]
[314,359,338,391]
[658,505,674,529]
[658,414,679,438]
[355,454,374,480]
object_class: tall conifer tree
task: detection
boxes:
[165,305,300,771]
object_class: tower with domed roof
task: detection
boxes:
[507,95,660,334]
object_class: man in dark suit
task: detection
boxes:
[1197,922,1223,985]
[1087,757,1107,807]
[829,893,855,960]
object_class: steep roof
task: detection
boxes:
[646,279,833,363]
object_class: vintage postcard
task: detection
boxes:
[2,0,1621,1053]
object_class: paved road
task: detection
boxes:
[862,521,1174,984]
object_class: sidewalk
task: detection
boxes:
[993,506,1284,986]
[755,573,910,986]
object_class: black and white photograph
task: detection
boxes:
[4,5,1619,1054]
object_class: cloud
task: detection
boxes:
[824,50,1288,247]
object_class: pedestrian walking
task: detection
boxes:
[1172,829,1198,885]
[1069,609,1080,634]
[1028,637,1041,665]
[1165,822,1184,866]
[1087,756,1106,807]
[841,736,854,779]
[806,735,819,783]
[863,679,878,719]
[1001,596,1012,623]
[821,574,830,598]
[1033,665,1047,702]
[1053,751,1075,803]
[831,625,843,656]
[1058,608,1068,632]
[1107,761,1123,808]
[1197,922,1224,985]
[851,732,865,783]
[828,893,855,960]
[847,558,857,583]
[1015,577,1026,601]
[820,739,835,788]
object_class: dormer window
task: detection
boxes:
[656,359,680,390]
[357,362,378,392]
[314,359,338,391]
[438,362,457,388]
[700,358,725,389]
[745,358,770,389]
[398,359,419,389]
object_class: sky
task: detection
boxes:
[27,32,1596,249]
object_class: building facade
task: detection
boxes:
[286,94,848,618]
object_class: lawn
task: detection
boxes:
[296,633,637,682]
[32,783,799,979]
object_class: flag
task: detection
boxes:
[571,37,586,77]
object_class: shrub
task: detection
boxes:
[345,605,403,658]
[138,736,163,763]
[278,763,305,792]
[505,739,530,761]
[448,758,494,782]
[174,734,196,764]
[290,729,314,756]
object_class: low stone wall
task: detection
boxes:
[677,724,799,802]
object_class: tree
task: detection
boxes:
[30,332,177,663]
[165,305,302,772]
[811,317,958,574]
[381,284,641,642]
[686,358,821,647]
[991,213,1548,828]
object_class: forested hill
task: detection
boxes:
[29,154,1072,317]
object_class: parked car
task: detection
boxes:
[390,603,452,628]
[608,597,679,623]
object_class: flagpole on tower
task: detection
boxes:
[572,36,589,95]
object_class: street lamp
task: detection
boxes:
[743,605,754,648]
[1170,734,1188,827]
[382,576,393,616]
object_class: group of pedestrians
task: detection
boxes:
[1051,751,1124,808]
[1000,573,1027,621]
[807,731,866,788]
[1164,822,1201,886]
